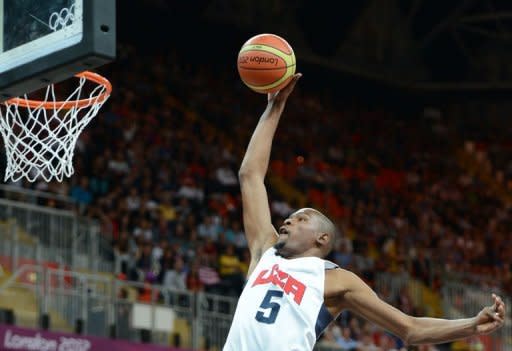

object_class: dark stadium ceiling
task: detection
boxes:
[200,0,512,91]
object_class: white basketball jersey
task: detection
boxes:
[223,247,338,351]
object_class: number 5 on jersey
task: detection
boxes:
[255,290,284,324]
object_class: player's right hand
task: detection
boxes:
[268,73,302,107]
[474,293,506,335]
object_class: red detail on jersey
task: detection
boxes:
[252,264,306,305]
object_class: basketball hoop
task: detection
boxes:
[0,71,112,183]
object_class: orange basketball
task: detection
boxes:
[237,34,296,94]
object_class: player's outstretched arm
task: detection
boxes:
[327,269,506,345]
[238,74,301,267]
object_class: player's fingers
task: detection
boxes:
[493,295,506,316]
[479,324,495,335]
[492,293,503,307]
[497,303,506,317]
[492,294,501,303]
[495,296,503,308]
[286,73,302,89]
[487,308,504,323]
[484,319,503,333]
[485,306,500,319]
[491,294,498,311]
[277,73,301,98]
[497,295,504,307]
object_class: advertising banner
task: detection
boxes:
[0,325,187,351]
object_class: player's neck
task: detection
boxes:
[282,248,323,260]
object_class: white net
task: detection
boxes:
[0,74,110,182]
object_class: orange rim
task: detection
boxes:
[5,71,112,110]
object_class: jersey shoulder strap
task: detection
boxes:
[324,260,338,270]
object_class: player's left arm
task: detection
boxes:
[327,269,506,345]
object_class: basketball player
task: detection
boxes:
[223,73,506,351]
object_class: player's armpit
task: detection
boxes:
[239,173,278,262]
[326,269,414,343]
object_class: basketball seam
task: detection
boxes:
[238,48,292,65]
[245,78,292,89]
[239,47,295,67]
[241,43,293,56]
[242,73,293,88]
[239,64,296,71]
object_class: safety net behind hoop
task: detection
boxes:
[0,72,111,182]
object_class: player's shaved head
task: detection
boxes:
[295,208,337,257]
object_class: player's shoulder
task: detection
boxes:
[325,267,355,280]
[325,268,361,296]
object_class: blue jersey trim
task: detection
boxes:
[315,303,333,339]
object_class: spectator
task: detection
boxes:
[107,150,130,174]
[187,260,204,292]
[271,195,294,217]
[198,215,220,241]
[181,228,201,260]
[125,187,141,212]
[158,248,175,283]
[317,325,343,349]
[337,327,358,350]
[175,197,193,222]
[133,218,154,241]
[219,217,235,244]
[163,256,187,291]
[397,287,413,315]
[214,160,238,193]
[152,238,168,262]
[238,249,251,277]
[176,177,204,203]
[70,177,93,208]
[140,192,159,213]
[412,249,431,285]
[159,192,177,230]
[218,244,245,296]
[89,161,109,196]
[357,333,381,351]
[377,333,400,351]
[114,231,133,275]
[135,241,154,281]
[349,317,362,341]
[198,256,222,293]
[333,239,354,268]
[232,220,247,249]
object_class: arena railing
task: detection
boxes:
[0,264,237,350]
[442,281,511,351]
[0,184,75,210]
[0,198,113,272]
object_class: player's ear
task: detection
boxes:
[316,232,329,247]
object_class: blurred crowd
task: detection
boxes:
[317,320,486,351]
[2,43,510,350]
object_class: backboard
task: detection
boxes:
[0,0,115,102]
